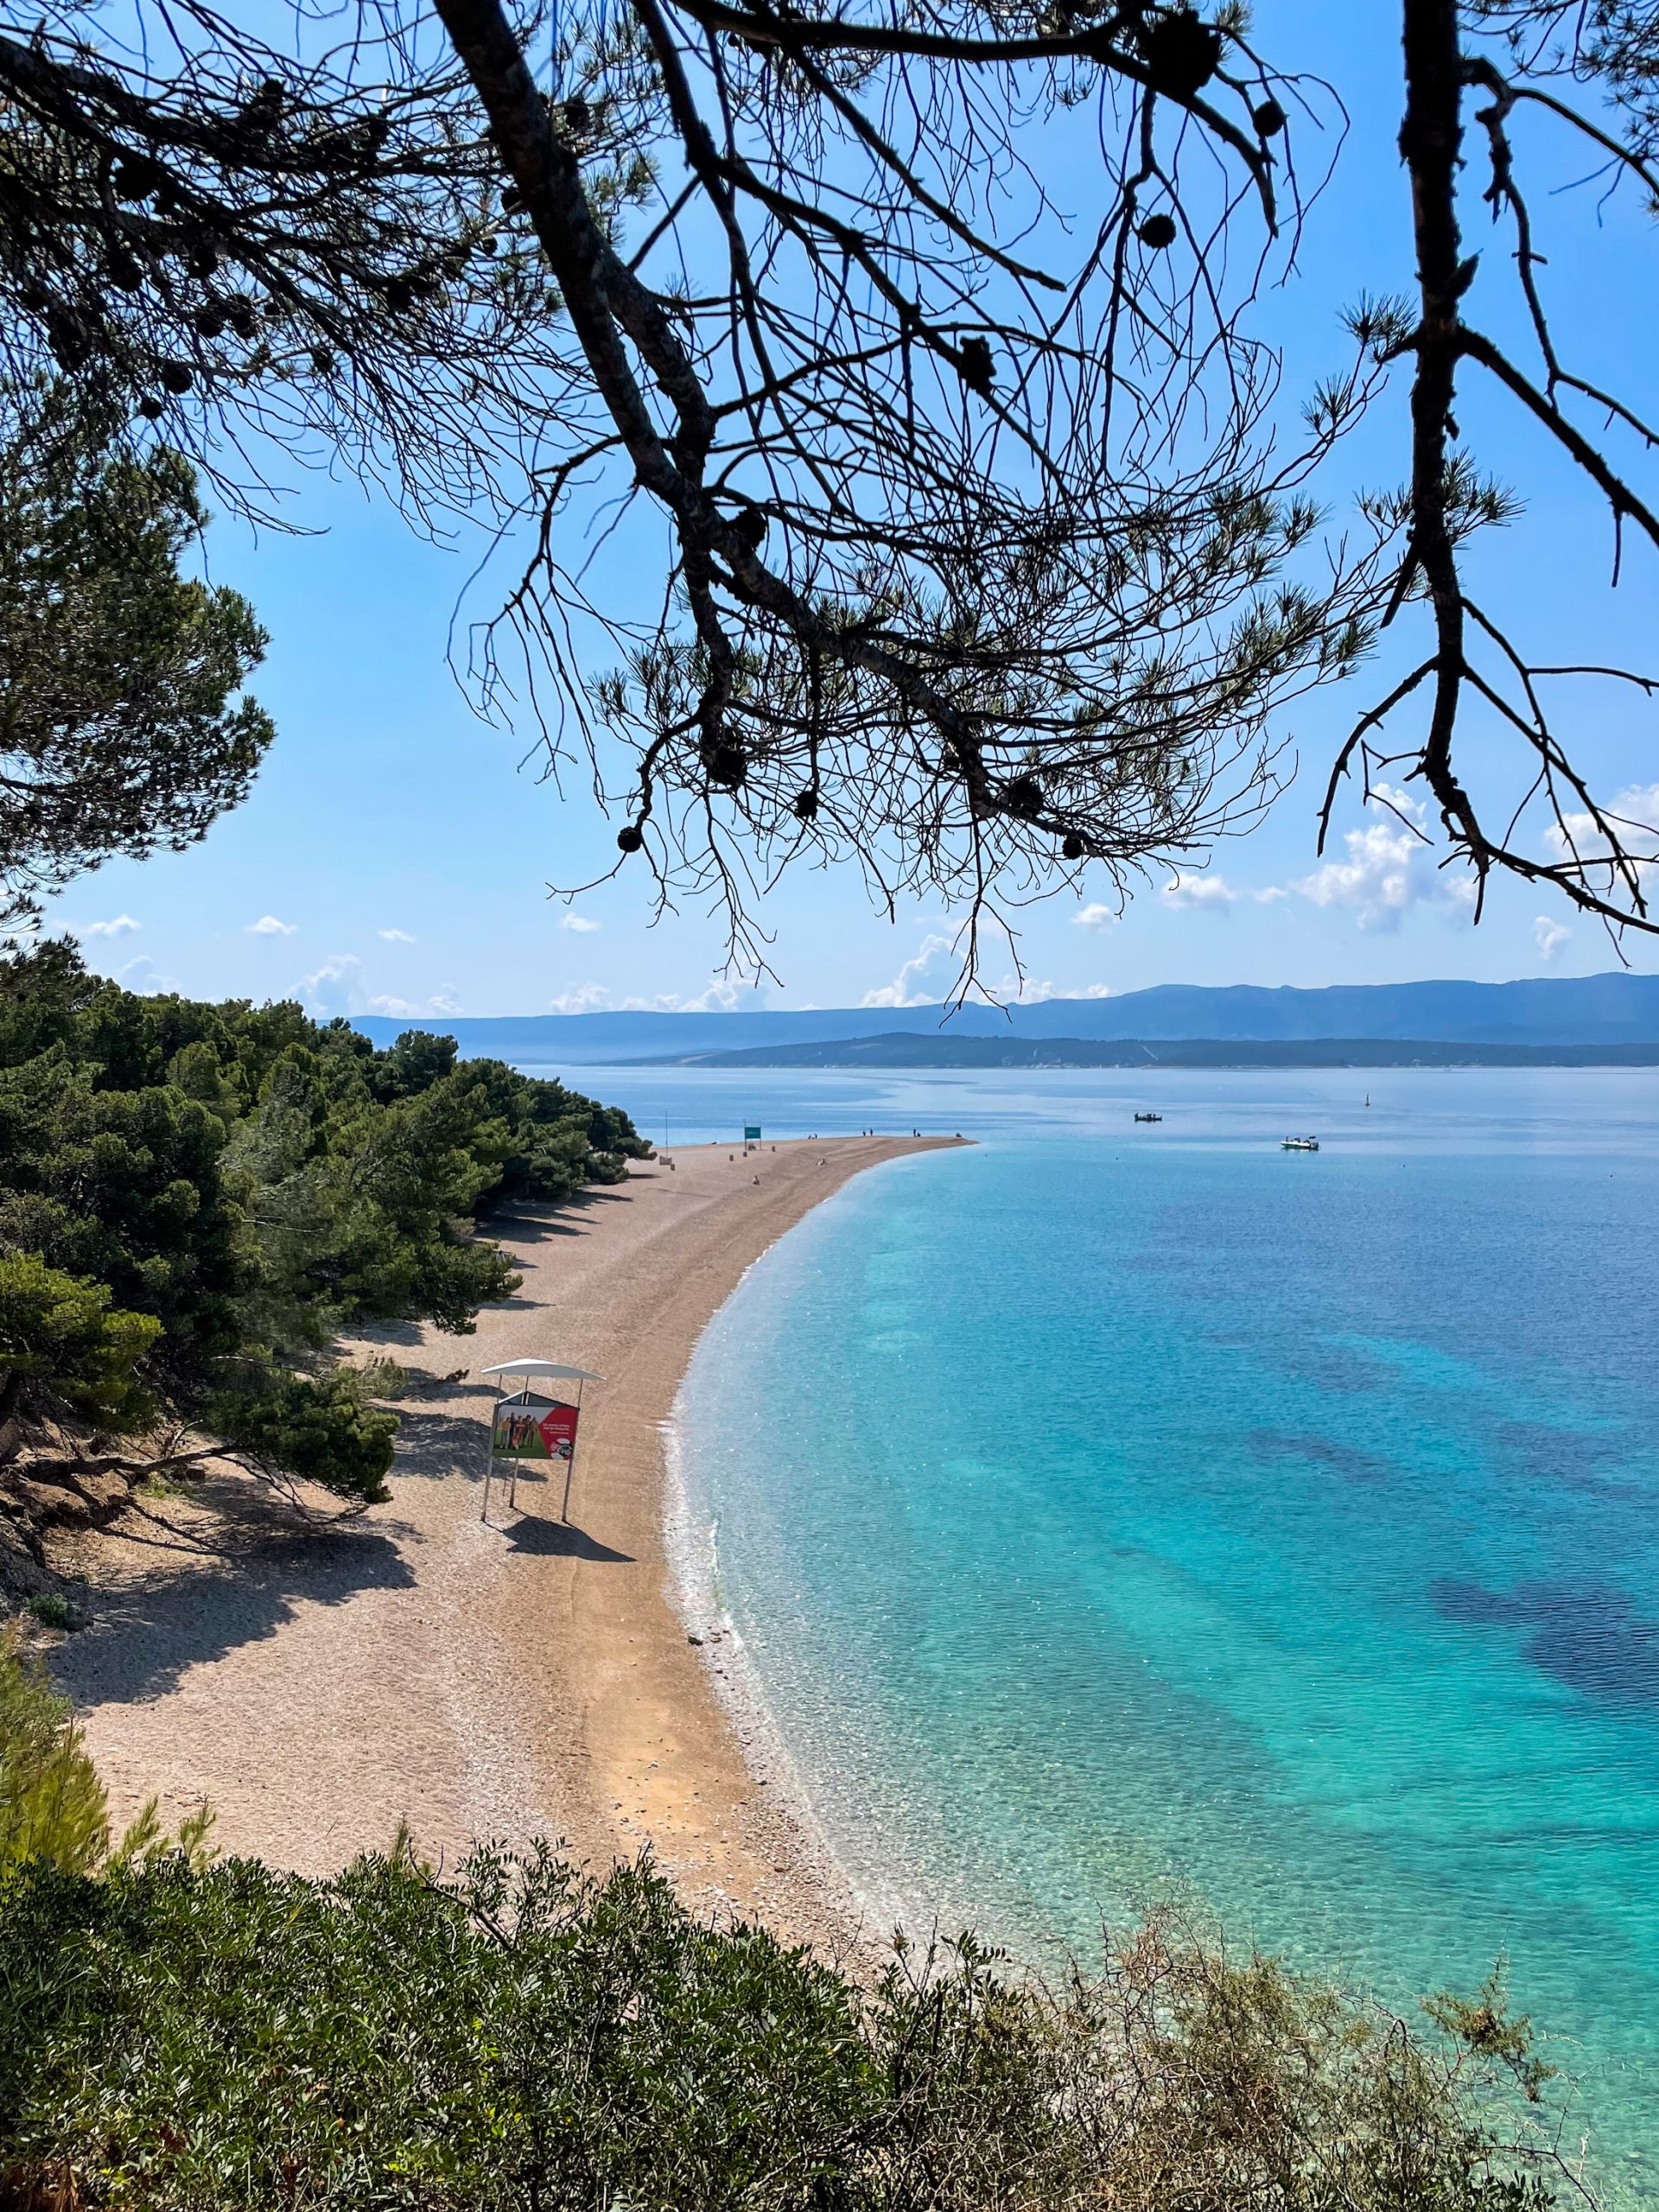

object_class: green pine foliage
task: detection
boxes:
[0,1840,1573,2212]
[0,944,649,1499]
[206,1370,401,1507]
[0,1630,215,1884]
[0,385,273,930]
[0,1253,159,1429]
[0,1625,110,1877]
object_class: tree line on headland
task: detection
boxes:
[0,937,650,1590]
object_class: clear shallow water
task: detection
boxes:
[586,1069,1659,2190]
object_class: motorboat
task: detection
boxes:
[1134,1112,1163,1123]
[1281,1135,1319,1152]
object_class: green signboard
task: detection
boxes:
[744,1125,761,1141]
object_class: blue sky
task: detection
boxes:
[53,0,1659,1018]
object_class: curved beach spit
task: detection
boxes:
[50,1135,958,1946]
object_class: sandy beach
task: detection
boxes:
[48,1135,957,1943]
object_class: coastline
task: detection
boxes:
[50,1135,957,1947]
[662,1328,934,1953]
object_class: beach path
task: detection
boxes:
[50,1136,953,1940]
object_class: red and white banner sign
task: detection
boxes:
[492,1395,579,1463]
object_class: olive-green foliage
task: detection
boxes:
[207,1368,399,1506]
[0,1629,214,1884]
[0,1037,241,1379]
[1070,1920,1558,2212]
[0,1251,160,1428]
[0,1842,1567,2212]
[0,1626,108,1877]
[0,384,273,928]
[0,944,649,1498]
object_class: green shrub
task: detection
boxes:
[0,1251,160,1430]
[0,1630,214,1881]
[209,1365,399,1504]
[0,1626,109,1875]
[0,1841,1574,2212]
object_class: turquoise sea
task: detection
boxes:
[536,1066,1659,2190]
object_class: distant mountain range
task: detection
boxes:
[353,972,1659,1065]
[635,1033,1659,1071]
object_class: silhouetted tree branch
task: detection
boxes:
[427,0,1390,984]
[9,0,1657,975]
[2,0,1390,987]
[1324,0,1659,943]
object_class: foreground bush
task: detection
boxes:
[0,1628,213,1878]
[0,1840,1578,2212]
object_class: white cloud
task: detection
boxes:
[246,914,297,937]
[1533,914,1573,961]
[367,987,462,1020]
[111,953,181,993]
[79,914,140,938]
[1253,886,1288,905]
[982,976,1114,1006]
[377,927,416,944]
[861,932,953,1008]
[304,953,359,985]
[560,913,601,934]
[551,977,760,1016]
[1294,824,1416,928]
[1543,783,1659,906]
[619,979,751,1013]
[300,954,362,1016]
[109,950,181,986]
[550,982,613,1015]
[1288,783,1474,932]
[1160,873,1236,911]
[682,979,747,1012]
[1545,781,1659,858]
[1072,902,1118,931]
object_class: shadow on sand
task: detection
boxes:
[49,1486,420,1708]
[390,1405,486,1482]
[489,1512,632,1564]
[484,1184,645,1246]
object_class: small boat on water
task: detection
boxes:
[1281,1135,1319,1152]
[1134,1111,1163,1123]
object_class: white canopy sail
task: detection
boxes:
[477,1353,606,1371]
[481,1357,605,1382]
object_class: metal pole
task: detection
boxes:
[561,1376,583,1522]
[507,1369,524,1513]
[480,1380,501,1522]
